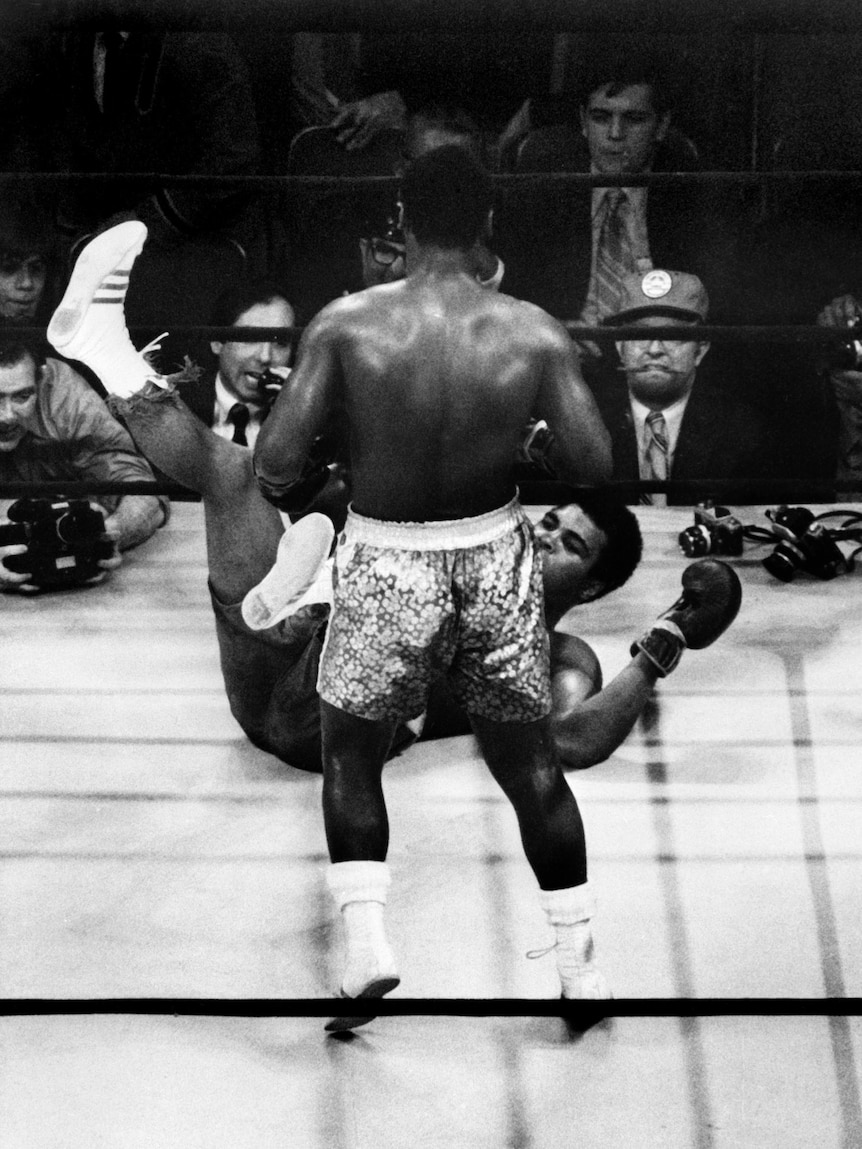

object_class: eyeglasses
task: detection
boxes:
[367,237,406,267]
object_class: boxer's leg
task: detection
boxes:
[320,700,401,1029]
[470,713,610,1000]
[46,221,286,601]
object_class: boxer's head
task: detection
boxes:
[398,145,493,252]
[535,493,643,621]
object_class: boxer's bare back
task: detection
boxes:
[256,253,610,521]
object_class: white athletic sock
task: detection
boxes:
[538,882,612,1000]
[326,861,399,998]
[47,221,166,398]
[240,513,335,631]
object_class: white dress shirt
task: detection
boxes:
[212,374,267,450]
[629,393,690,478]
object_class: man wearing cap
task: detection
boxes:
[597,268,769,504]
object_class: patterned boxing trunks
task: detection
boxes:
[317,498,552,723]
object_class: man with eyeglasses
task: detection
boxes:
[358,212,407,288]
[358,201,502,293]
[177,280,296,450]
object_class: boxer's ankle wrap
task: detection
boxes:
[632,619,686,677]
[106,379,180,420]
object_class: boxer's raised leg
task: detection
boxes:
[46,221,286,602]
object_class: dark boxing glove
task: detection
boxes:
[254,432,333,514]
[631,558,742,677]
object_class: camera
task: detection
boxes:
[0,497,110,589]
[678,502,744,557]
[256,368,289,402]
[762,505,846,582]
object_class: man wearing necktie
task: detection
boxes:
[498,57,739,348]
[599,268,771,504]
[579,76,669,332]
[178,280,296,452]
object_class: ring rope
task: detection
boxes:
[2,169,862,188]
[9,324,860,345]
[1,478,856,502]
[15,997,845,1019]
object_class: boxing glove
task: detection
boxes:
[631,558,742,677]
[254,429,335,514]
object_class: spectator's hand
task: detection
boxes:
[332,91,406,151]
[0,540,39,594]
[817,293,862,330]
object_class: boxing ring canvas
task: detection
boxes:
[2,501,861,1148]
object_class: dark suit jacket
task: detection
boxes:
[593,368,773,504]
[496,134,741,324]
[177,370,218,427]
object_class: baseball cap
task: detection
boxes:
[604,269,709,325]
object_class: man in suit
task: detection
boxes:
[597,269,768,504]
[179,280,295,451]
[498,58,734,333]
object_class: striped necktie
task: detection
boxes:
[228,402,250,446]
[644,410,669,506]
[591,189,633,322]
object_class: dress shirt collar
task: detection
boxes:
[629,391,690,470]
[213,373,267,447]
[590,173,648,221]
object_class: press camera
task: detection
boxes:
[0,497,111,589]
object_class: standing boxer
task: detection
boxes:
[254,145,614,1024]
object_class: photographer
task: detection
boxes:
[0,332,166,593]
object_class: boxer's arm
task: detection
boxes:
[550,632,660,770]
[553,559,742,768]
[533,324,612,487]
[254,313,342,508]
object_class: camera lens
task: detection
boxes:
[679,524,711,557]
[762,541,804,582]
[55,504,103,545]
